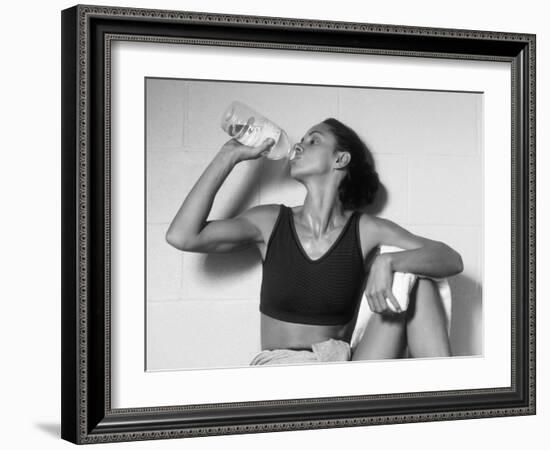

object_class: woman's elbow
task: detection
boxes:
[451,249,464,275]
[437,242,463,276]
[165,228,186,251]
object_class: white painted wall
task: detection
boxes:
[146,78,483,369]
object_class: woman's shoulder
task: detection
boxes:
[355,210,376,227]
[355,211,400,236]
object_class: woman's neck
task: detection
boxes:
[298,188,348,238]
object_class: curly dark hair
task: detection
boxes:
[321,118,379,210]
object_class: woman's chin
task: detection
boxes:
[289,163,324,181]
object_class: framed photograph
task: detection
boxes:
[61,4,536,444]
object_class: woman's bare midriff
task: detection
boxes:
[260,313,356,350]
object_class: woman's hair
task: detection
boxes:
[322,118,379,210]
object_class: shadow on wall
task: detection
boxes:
[362,143,389,217]
[364,183,388,216]
[448,273,483,357]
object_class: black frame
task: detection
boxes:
[61,4,536,444]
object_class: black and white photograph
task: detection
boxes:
[146,78,482,371]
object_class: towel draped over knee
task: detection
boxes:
[350,245,453,352]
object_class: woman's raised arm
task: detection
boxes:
[165,137,274,252]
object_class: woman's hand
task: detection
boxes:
[364,253,403,315]
[218,137,275,164]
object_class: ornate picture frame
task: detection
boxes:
[61,4,536,444]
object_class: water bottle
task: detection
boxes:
[220,101,296,160]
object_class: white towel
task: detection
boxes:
[350,245,452,351]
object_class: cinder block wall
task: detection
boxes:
[146,78,483,370]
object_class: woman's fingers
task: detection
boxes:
[366,290,385,314]
[223,137,275,162]
[384,290,403,314]
[366,285,404,315]
[366,289,402,315]
[374,291,388,314]
[249,138,276,159]
[260,137,275,152]
[366,291,383,313]
[365,293,377,313]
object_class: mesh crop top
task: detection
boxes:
[259,204,367,325]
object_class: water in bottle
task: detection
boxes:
[220,101,296,160]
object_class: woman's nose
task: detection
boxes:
[292,143,303,153]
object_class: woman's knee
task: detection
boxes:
[406,278,451,357]
[414,277,439,296]
[408,278,440,313]
[351,312,407,360]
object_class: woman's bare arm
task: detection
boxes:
[369,217,464,278]
[165,137,275,252]
[361,215,463,314]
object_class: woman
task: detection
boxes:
[166,118,463,365]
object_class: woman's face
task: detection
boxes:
[289,122,339,180]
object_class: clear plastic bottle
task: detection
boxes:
[220,101,296,160]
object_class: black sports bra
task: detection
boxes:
[259,205,367,325]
